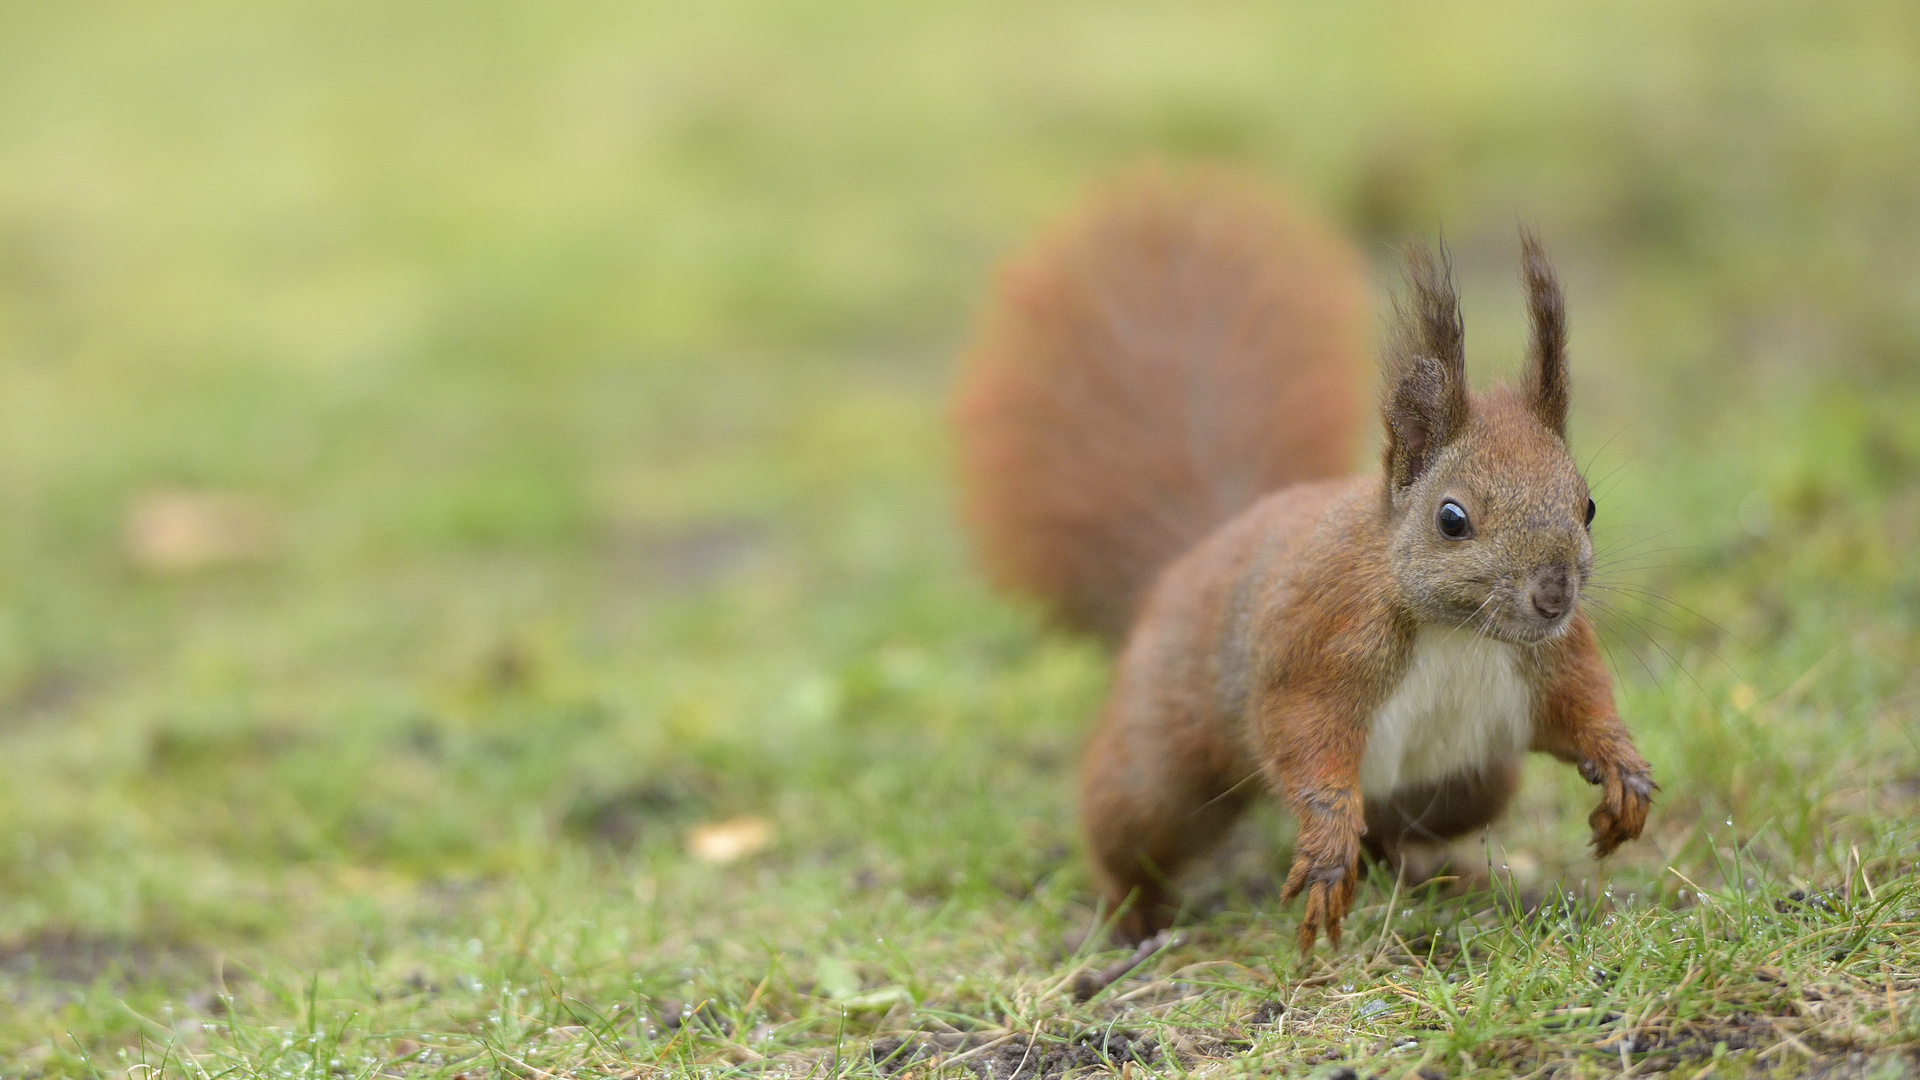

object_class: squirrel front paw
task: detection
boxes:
[1580,756,1655,857]
[1282,842,1360,954]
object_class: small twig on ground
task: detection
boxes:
[1008,1017,1042,1078]
[1072,931,1177,1002]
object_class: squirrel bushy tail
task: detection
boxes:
[954,164,1369,641]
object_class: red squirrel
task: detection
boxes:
[955,165,1654,952]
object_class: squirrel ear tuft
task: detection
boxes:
[1520,230,1568,438]
[1382,243,1469,490]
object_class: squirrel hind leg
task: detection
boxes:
[1080,715,1256,945]
[1362,757,1523,883]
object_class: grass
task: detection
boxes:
[1,0,1920,1076]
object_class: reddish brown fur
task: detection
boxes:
[954,164,1366,642]
[957,170,1653,953]
[1519,230,1570,438]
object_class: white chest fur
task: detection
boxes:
[1359,627,1534,797]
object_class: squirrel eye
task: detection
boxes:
[1585,498,1596,528]
[1435,499,1472,540]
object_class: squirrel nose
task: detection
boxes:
[1529,565,1573,620]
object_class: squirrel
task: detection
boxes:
[954,164,1654,952]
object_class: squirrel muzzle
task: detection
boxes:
[1528,562,1575,621]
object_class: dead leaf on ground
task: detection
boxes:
[687,817,773,864]
[125,491,279,571]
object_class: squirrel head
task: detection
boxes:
[1379,234,1592,646]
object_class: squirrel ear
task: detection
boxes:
[1520,230,1568,438]
[1382,243,1469,490]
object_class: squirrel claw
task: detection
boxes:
[1587,762,1655,857]
[1283,853,1358,954]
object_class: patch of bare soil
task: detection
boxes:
[870,1028,1169,1079]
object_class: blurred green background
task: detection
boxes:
[2,0,1919,1071]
